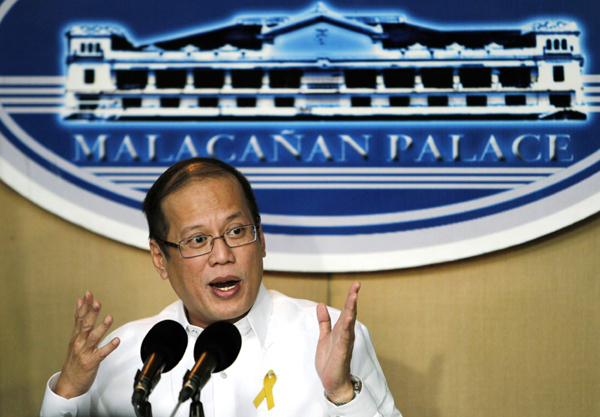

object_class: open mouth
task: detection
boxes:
[209,281,240,292]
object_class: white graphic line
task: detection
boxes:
[238,167,563,175]
[0,97,65,104]
[3,107,63,114]
[85,166,564,175]
[0,76,67,85]
[102,174,545,183]
[0,88,65,95]
[583,75,600,83]
[116,182,520,190]
[251,183,520,190]
[84,167,168,174]
[245,175,542,183]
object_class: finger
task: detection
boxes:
[337,282,360,329]
[344,282,360,313]
[80,299,102,336]
[96,337,120,360]
[86,314,114,347]
[317,303,332,339]
[69,297,84,340]
[70,292,92,340]
[75,291,94,326]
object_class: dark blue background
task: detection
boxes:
[0,0,598,218]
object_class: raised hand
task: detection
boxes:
[315,281,360,404]
[54,291,120,399]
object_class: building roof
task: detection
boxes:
[75,2,576,52]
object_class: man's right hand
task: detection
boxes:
[54,291,120,399]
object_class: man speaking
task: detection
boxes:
[41,158,401,417]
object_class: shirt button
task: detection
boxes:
[220,371,227,379]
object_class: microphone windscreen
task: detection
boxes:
[194,321,242,373]
[140,319,188,373]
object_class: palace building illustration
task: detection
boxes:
[63,3,587,121]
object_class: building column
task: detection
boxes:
[492,68,500,90]
[146,69,156,91]
[110,69,116,89]
[376,72,385,91]
[223,70,232,90]
[453,68,462,90]
[185,69,194,90]
[261,71,270,90]
[414,71,424,91]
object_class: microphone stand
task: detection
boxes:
[134,399,153,417]
[189,388,205,417]
[133,366,162,417]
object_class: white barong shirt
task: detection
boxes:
[41,285,401,417]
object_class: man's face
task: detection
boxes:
[150,175,266,328]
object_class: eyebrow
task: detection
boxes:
[179,211,245,237]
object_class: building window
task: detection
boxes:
[95,43,101,53]
[237,97,257,107]
[80,43,85,53]
[345,70,377,89]
[116,70,148,90]
[155,70,187,89]
[428,96,449,106]
[351,96,371,107]
[160,97,180,108]
[459,67,492,88]
[549,94,571,107]
[553,66,565,82]
[84,69,95,84]
[505,95,526,106]
[499,67,531,88]
[198,97,219,107]
[466,95,487,106]
[389,96,410,107]
[421,68,453,88]
[78,95,99,110]
[122,98,142,109]
[546,39,552,50]
[383,69,415,88]
[231,70,263,89]
[561,39,567,50]
[194,70,225,89]
[88,43,94,53]
[269,70,302,89]
[274,97,295,107]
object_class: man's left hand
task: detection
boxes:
[315,281,361,404]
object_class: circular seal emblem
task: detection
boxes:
[1,0,600,271]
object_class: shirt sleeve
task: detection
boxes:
[40,372,92,417]
[325,323,403,417]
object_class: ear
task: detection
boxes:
[259,227,266,258]
[149,239,170,281]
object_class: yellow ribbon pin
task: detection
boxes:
[253,370,277,410]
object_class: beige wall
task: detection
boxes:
[1,179,598,416]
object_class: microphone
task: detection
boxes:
[132,320,188,407]
[178,321,242,403]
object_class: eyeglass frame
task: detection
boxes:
[154,224,260,258]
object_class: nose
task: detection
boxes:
[208,236,235,266]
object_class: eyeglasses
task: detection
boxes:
[155,224,258,258]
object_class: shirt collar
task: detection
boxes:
[177,283,272,347]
